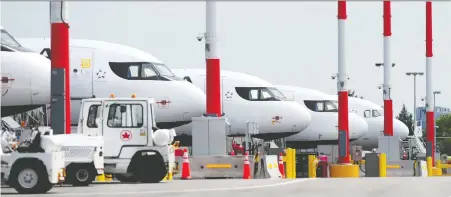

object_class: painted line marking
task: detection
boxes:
[7,179,314,196]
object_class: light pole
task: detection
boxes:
[433,90,441,153]
[406,72,424,132]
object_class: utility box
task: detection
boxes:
[378,136,401,161]
[365,153,379,177]
[351,146,363,161]
[191,116,231,156]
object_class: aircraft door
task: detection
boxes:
[102,100,148,157]
[81,101,102,136]
[70,46,94,98]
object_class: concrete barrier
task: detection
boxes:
[173,155,255,179]
[386,160,416,177]
[262,155,282,179]
[172,154,283,179]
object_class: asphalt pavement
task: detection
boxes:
[2,177,450,197]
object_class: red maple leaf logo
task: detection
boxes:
[121,131,131,140]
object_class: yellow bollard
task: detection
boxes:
[379,153,387,177]
[285,148,293,179]
[427,156,433,176]
[96,174,105,182]
[284,148,297,179]
[291,149,296,178]
[308,155,317,178]
[104,174,113,182]
[432,160,443,176]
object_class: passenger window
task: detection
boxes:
[107,104,144,128]
[364,110,371,118]
[87,105,101,128]
[141,63,158,78]
[127,65,139,78]
[372,110,381,117]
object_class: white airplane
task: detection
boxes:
[16,38,206,129]
[1,26,51,117]
[171,68,312,145]
[276,85,369,149]
[334,96,410,150]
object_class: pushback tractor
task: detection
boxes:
[75,94,176,183]
[1,129,66,194]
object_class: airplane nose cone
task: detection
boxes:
[180,81,206,121]
[349,114,369,140]
[394,119,410,140]
[291,103,312,132]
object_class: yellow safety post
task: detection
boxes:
[432,160,443,176]
[96,174,105,182]
[291,148,296,178]
[427,156,433,176]
[379,153,387,177]
[285,148,296,179]
[285,148,293,179]
[104,174,113,182]
[308,155,317,178]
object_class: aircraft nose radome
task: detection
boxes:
[287,102,312,132]
[180,81,206,119]
[349,114,369,139]
[394,119,410,139]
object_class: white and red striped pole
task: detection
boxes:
[383,0,394,136]
[337,0,350,164]
[205,0,222,117]
[425,1,435,165]
[50,1,71,134]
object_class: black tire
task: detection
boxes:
[66,164,95,186]
[10,161,52,194]
[136,155,167,183]
[115,173,139,183]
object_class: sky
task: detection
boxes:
[1,1,450,115]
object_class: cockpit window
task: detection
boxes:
[109,62,169,81]
[127,65,140,78]
[372,110,382,117]
[1,29,21,48]
[154,63,175,77]
[141,63,157,78]
[1,29,35,52]
[364,110,371,118]
[268,87,287,100]
[235,87,286,101]
[304,100,338,112]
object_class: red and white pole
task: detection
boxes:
[337,0,350,164]
[425,1,435,165]
[383,0,394,136]
[205,0,222,117]
[50,1,71,134]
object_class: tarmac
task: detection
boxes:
[1,177,451,197]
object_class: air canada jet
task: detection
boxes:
[332,96,410,150]
[171,68,312,145]
[16,38,206,129]
[276,85,369,149]
[1,26,51,117]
